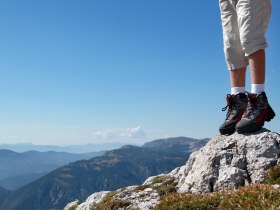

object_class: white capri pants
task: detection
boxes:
[219,0,271,70]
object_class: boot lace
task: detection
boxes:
[243,94,263,118]
[222,94,237,120]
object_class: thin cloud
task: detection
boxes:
[92,127,146,141]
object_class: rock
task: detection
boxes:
[64,184,160,210]
[113,186,160,210]
[64,200,79,210]
[173,129,280,193]
[272,185,280,190]
[75,191,110,210]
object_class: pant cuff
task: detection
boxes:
[227,61,248,71]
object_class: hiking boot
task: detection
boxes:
[219,93,248,135]
[236,92,276,134]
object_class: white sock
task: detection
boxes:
[231,87,246,95]
[251,84,264,94]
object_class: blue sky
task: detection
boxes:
[0,0,279,145]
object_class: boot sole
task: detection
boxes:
[219,124,236,135]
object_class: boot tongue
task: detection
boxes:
[248,93,257,102]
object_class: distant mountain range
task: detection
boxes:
[0,186,10,204]
[0,137,209,210]
[0,150,104,190]
[0,142,130,153]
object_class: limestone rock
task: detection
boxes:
[272,185,280,190]
[173,129,280,193]
[114,186,160,210]
[64,200,79,210]
[74,191,110,210]
[70,185,161,210]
